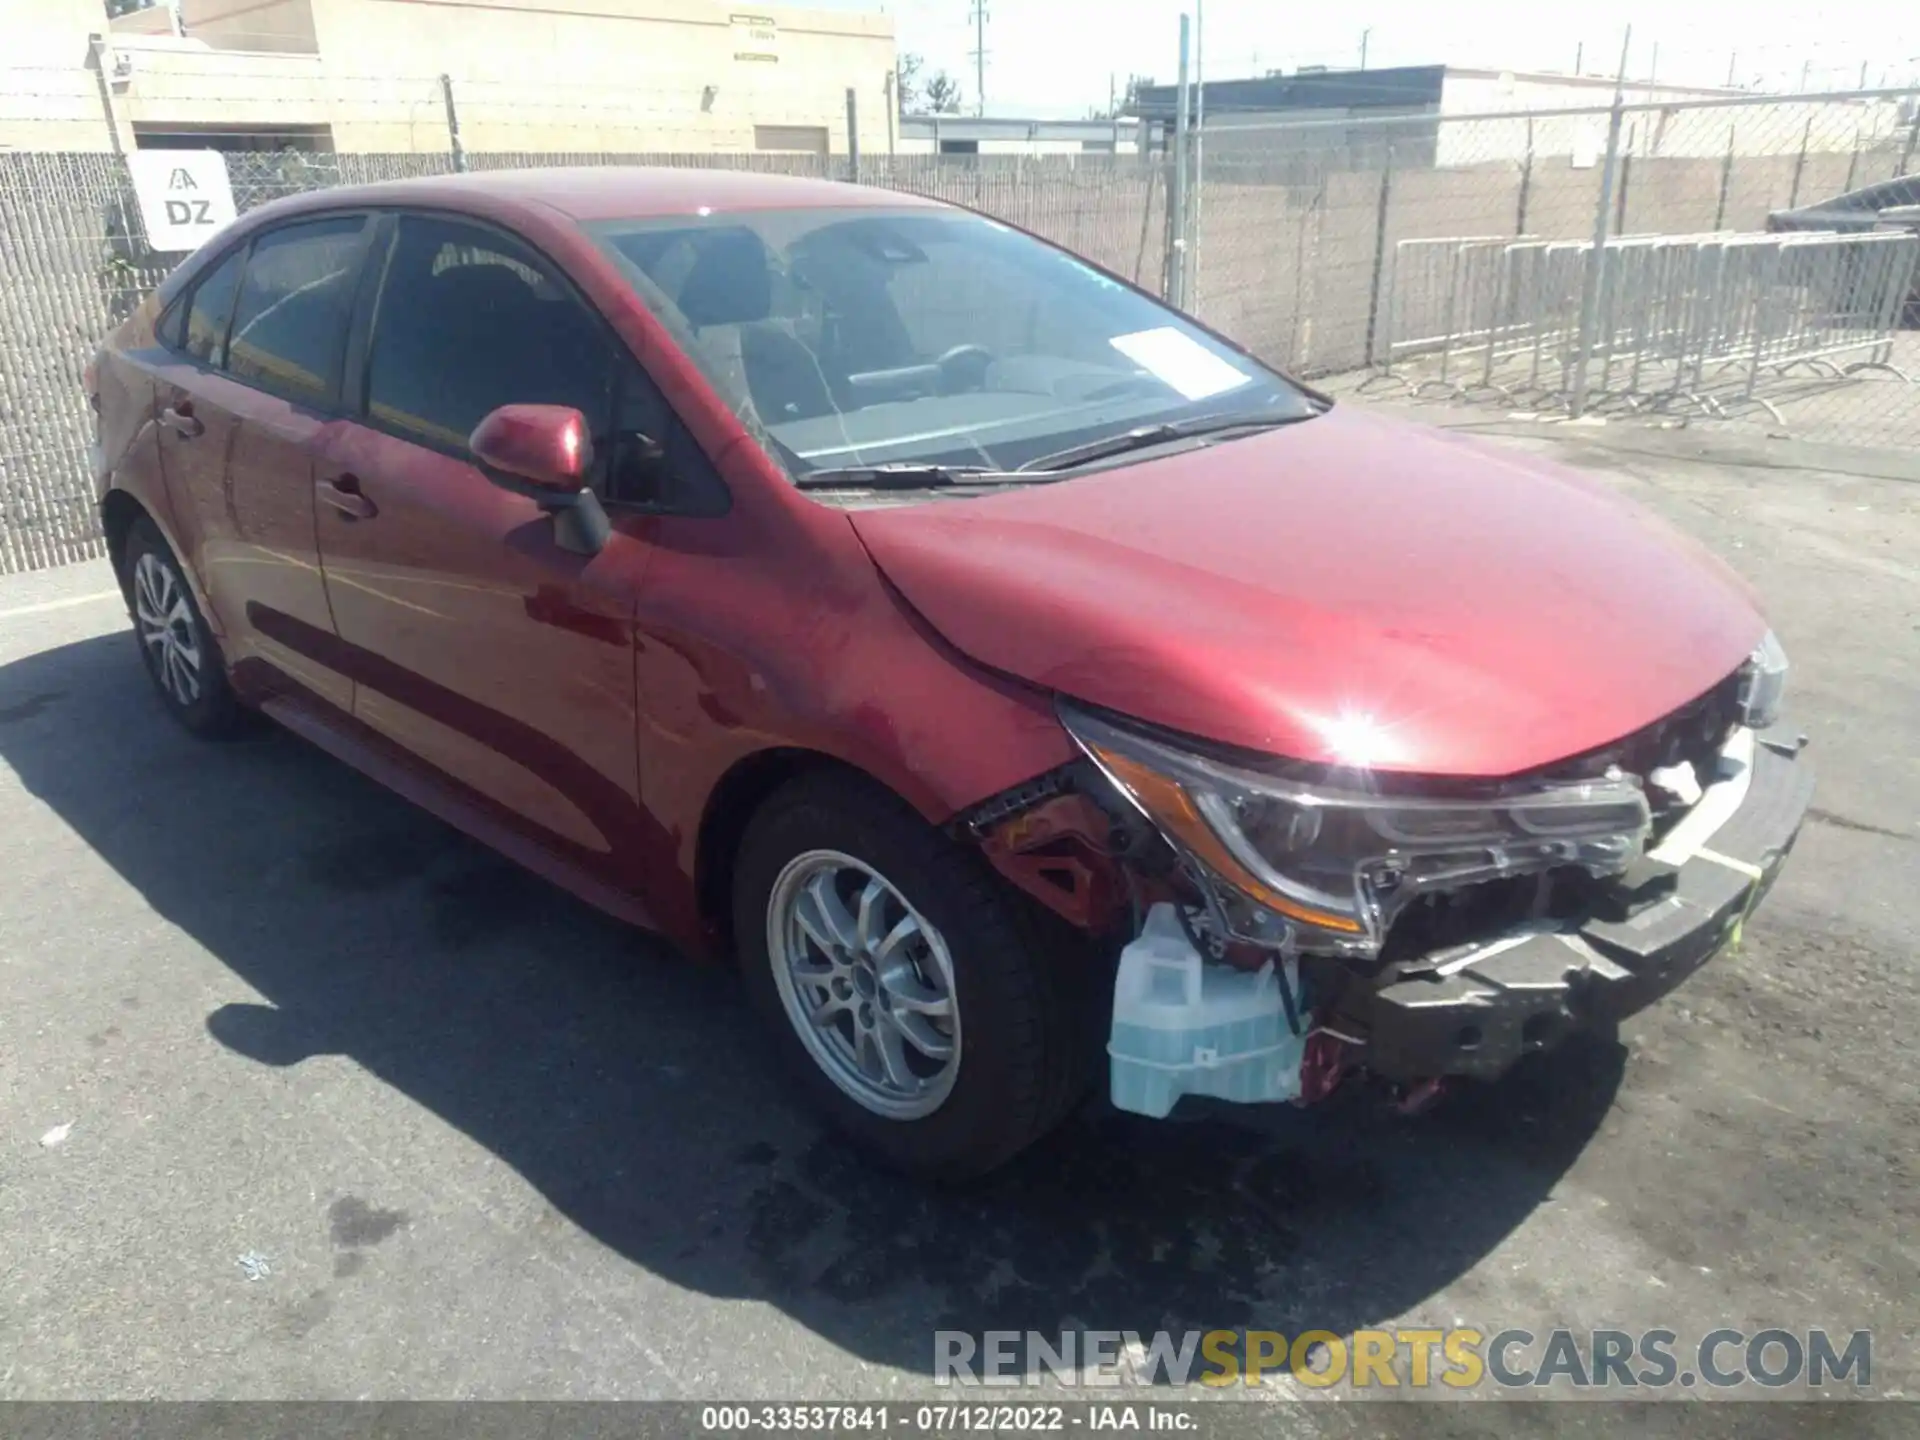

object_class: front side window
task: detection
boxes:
[366,216,617,454]
[225,215,365,406]
[179,249,244,368]
[587,207,1317,480]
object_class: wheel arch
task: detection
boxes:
[100,486,224,644]
[100,488,152,600]
[694,746,933,959]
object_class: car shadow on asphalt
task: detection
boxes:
[1,632,1626,1377]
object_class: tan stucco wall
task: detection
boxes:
[179,0,323,54]
[0,69,112,151]
[307,0,897,152]
[0,0,114,148]
[6,0,895,155]
[109,6,181,38]
[11,0,105,67]
[113,46,437,143]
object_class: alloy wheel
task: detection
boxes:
[132,551,202,707]
[766,849,962,1119]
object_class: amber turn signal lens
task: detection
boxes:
[1089,742,1365,934]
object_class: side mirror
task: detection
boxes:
[468,404,610,557]
[469,404,592,493]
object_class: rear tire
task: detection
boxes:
[123,517,244,738]
[734,771,1100,1181]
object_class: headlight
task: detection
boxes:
[1738,630,1788,730]
[1061,702,1651,955]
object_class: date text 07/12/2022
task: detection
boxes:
[698,1405,1195,1432]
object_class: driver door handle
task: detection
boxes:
[159,403,203,438]
[317,473,377,520]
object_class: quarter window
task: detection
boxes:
[605,361,725,510]
[225,216,365,406]
[179,249,244,368]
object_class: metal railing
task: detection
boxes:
[1172,84,1920,450]
[1362,228,1920,421]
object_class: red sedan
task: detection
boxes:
[89,168,1810,1177]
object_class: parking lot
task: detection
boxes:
[1,417,1916,1424]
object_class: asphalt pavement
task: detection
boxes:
[1,420,1916,1427]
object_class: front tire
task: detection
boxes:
[734,772,1097,1180]
[123,517,244,738]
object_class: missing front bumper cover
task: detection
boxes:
[1353,726,1812,1081]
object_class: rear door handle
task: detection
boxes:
[159,403,203,438]
[317,473,377,520]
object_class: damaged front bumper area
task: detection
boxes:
[971,684,1811,1119]
[1351,724,1812,1082]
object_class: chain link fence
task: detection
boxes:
[0,137,1167,574]
[1181,90,1920,447]
[1,67,1915,575]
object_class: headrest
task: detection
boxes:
[426,262,539,318]
[673,228,774,328]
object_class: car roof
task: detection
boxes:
[250,166,947,225]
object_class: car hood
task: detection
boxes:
[848,407,1767,777]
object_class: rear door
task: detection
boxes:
[311,211,654,887]
[150,214,369,713]
[148,246,244,604]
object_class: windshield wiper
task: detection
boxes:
[1016,408,1323,474]
[794,463,1027,490]
[793,406,1325,489]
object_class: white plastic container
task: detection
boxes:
[1108,903,1307,1119]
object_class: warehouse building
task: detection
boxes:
[2,0,896,156]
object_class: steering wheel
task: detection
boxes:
[935,344,995,395]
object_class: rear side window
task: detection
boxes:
[179,249,243,367]
[225,216,365,407]
[365,215,617,451]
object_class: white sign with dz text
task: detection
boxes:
[127,150,238,253]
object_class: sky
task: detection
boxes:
[812,0,1920,119]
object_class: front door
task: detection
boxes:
[313,212,653,888]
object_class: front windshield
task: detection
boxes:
[585,206,1317,479]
